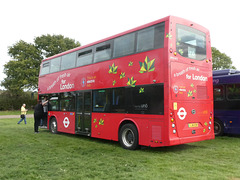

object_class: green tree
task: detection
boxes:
[1,35,80,91]
[212,47,236,70]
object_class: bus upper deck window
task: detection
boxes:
[176,24,206,61]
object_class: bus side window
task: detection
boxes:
[93,89,111,112]
[61,52,76,71]
[50,57,61,73]
[213,85,224,101]
[77,49,93,67]
[227,84,240,100]
[94,42,112,63]
[40,61,50,76]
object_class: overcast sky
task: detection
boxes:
[0,0,239,88]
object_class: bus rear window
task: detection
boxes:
[176,24,206,60]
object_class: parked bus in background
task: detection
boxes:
[38,16,214,150]
[213,69,240,136]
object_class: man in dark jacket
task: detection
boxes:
[34,100,48,133]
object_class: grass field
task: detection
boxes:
[0,110,34,115]
[1,117,240,180]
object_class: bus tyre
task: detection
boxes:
[214,118,224,136]
[50,118,58,134]
[119,124,139,150]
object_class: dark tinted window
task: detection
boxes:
[60,92,75,111]
[93,89,111,112]
[49,94,59,111]
[214,85,224,101]
[126,85,164,114]
[93,84,164,115]
[227,84,240,100]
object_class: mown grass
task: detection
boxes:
[0,110,34,115]
[1,118,240,180]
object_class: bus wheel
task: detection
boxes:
[214,119,224,136]
[50,118,58,134]
[119,124,139,150]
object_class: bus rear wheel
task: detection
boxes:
[119,123,139,150]
[50,118,58,134]
[214,118,224,136]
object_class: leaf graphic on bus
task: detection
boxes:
[188,90,193,97]
[108,63,118,74]
[120,72,125,79]
[99,118,104,125]
[178,49,184,55]
[113,80,116,86]
[139,56,155,73]
[93,118,97,123]
[128,61,133,66]
[127,77,137,87]
[139,88,144,93]
[166,33,172,39]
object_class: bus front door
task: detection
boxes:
[76,91,92,135]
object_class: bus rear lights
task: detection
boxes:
[174,52,177,56]
[172,124,175,128]
[173,129,176,134]
[209,121,212,125]
[171,118,174,122]
[208,127,211,130]
[206,59,209,63]
[170,112,173,117]
[169,48,173,53]
[209,116,212,120]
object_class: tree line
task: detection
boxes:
[0,34,235,110]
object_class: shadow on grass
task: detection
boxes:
[40,129,204,153]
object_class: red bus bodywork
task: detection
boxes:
[38,16,214,148]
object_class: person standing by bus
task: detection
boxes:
[34,100,48,133]
[42,96,48,127]
[17,104,28,124]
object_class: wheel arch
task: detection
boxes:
[118,119,140,141]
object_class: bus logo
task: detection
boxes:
[81,77,86,87]
[63,117,70,128]
[177,107,187,120]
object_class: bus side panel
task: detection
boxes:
[215,110,240,135]
[91,113,124,141]
[48,111,76,134]
[91,113,166,147]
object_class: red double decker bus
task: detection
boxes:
[38,16,214,150]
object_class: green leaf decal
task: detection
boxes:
[127,77,137,87]
[139,56,155,73]
[139,88,144,93]
[99,118,104,125]
[166,33,172,39]
[128,61,133,66]
[120,72,125,79]
[108,63,118,74]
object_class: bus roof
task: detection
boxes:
[213,69,240,85]
[213,69,240,76]
[42,15,208,63]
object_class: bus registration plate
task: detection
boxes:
[188,123,198,128]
